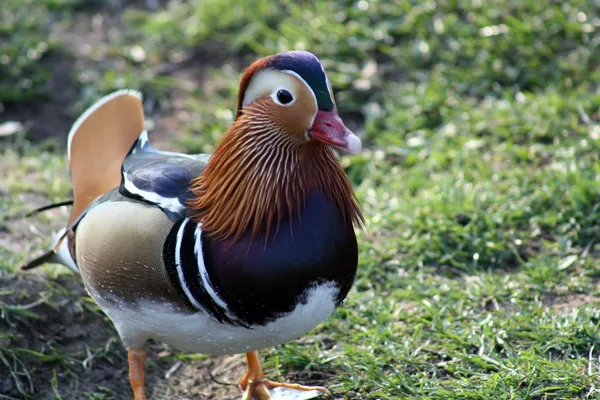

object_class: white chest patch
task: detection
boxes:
[92,282,340,355]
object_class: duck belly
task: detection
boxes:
[92,281,339,355]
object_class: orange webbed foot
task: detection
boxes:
[240,351,329,400]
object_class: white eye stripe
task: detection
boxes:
[243,69,298,107]
[242,69,318,111]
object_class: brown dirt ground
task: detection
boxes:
[0,273,246,400]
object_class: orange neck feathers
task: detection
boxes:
[188,103,363,241]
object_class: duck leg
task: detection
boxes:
[128,347,147,400]
[240,351,329,400]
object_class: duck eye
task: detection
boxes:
[276,89,294,105]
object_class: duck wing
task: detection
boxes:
[119,131,210,220]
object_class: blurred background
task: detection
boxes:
[1,1,600,399]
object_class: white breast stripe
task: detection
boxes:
[122,174,185,214]
[175,219,202,310]
[194,226,229,310]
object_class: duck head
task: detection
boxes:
[235,51,361,155]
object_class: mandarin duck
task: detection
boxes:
[23,51,363,400]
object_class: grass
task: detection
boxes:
[2,0,600,399]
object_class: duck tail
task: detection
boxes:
[24,200,73,218]
[67,89,145,226]
[21,228,78,273]
[21,89,145,271]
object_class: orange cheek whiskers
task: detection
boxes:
[187,110,362,243]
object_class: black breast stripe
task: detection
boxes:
[164,218,245,327]
[163,219,196,310]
